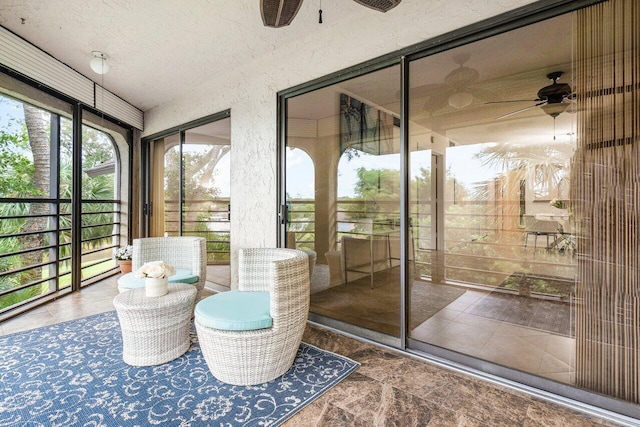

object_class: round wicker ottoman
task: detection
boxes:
[113,283,196,366]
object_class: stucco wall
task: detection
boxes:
[142,0,536,284]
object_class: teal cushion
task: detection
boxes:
[195,290,272,331]
[117,268,198,289]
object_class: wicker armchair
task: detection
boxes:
[131,237,207,302]
[195,248,310,385]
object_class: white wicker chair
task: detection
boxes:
[131,237,207,302]
[195,248,310,385]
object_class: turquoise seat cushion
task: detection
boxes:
[195,290,272,331]
[117,268,198,289]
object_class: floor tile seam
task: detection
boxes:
[480,327,547,373]
[349,363,523,419]
[433,391,530,427]
[304,397,336,426]
[543,335,577,359]
[337,355,448,398]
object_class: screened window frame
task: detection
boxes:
[0,70,134,321]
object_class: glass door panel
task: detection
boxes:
[408,14,578,384]
[163,134,181,237]
[148,132,179,237]
[183,119,231,276]
[80,122,121,283]
[0,99,58,305]
[148,118,231,289]
[286,65,402,338]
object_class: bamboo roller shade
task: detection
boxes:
[573,0,639,403]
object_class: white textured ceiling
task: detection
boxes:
[0,0,373,111]
[1,0,577,147]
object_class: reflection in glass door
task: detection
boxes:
[285,65,402,339]
[148,117,231,289]
[279,0,640,414]
[407,13,578,384]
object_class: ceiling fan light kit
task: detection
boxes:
[448,91,473,109]
[540,101,570,118]
[490,71,575,120]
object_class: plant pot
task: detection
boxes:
[145,277,169,297]
[118,260,132,273]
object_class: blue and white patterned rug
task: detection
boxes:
[0,311,359,426]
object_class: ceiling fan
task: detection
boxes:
[261,0,401,28]
[487,71,575,120]
[404,54,492,113]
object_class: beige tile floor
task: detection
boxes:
[0,274,625,426]
[310,267,576,385]
[410,289,575,383]
[206,264,231,290]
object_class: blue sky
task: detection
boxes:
[0,96,25,133]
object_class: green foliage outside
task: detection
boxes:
[163,144,231,262]
[293,144,574,297]
[0,95,119,310]
[287,196,315,251]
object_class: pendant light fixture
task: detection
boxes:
[90,51,110,75]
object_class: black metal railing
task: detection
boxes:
[163,198,231,262]
[0,198,122,315]
[287,199,315,250]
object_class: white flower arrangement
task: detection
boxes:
[114,245,133,261]
[549,198,564,209]
[134,261,176,279]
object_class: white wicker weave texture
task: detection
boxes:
[131,237,206,303]
[195,248,310,386]
[113,283,196,366]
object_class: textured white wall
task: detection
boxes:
[143,0,536,284]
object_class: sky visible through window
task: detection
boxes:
[0,97,26,133]
[286,144,502,199]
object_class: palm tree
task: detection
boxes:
[475,142,574,198]
[0,97,121,310]
[20,105,51,284]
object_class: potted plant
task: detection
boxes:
[114,245,133,273]
[549,198,565,210]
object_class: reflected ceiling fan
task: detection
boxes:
[261,0,401,28]
[406,54,492,112]
[487,71,575,120]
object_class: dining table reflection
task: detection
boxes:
[534,212,573,250]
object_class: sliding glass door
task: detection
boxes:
[147,116,231,288]
[0,84,129,318]
[407,13,578,383]
[281,0,640,415]
[285,65,402,339]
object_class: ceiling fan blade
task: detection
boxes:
[261,0,304,28]
[495,102,546,120]
[396,83,450,100]
[352,0,402,12]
